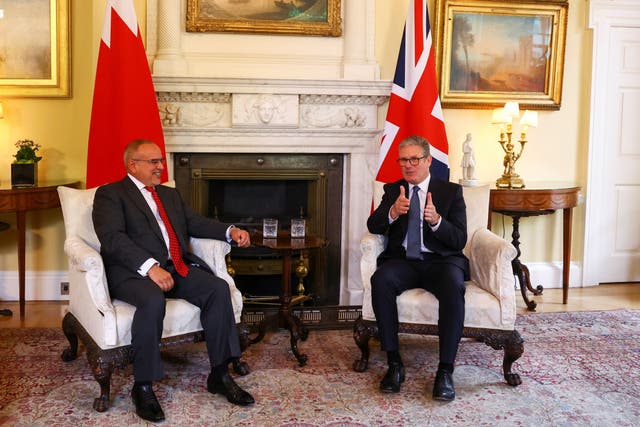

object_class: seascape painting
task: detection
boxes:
[449,13,552,94]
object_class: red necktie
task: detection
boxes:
[145,186,189,277]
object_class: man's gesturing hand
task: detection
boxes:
[424,192,440,226]
[390,186,410,220]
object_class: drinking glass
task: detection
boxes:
[290,218,306,238]
[262,218,278,238]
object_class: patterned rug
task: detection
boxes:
[1,310,640,426]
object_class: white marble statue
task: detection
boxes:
[460,132,478,186]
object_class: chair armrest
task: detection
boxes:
[189,237,243,323]
[360,232,386,292]
[468,228,517,301]
[64,236,115,316]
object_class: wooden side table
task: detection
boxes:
[248,232,327,366]
[489,183,581,311]
[0,180,81,317]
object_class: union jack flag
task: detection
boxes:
[376,0,449,183]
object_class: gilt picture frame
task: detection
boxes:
[186,0,342,37]
[433,0,568,110]
[0,0,70,98]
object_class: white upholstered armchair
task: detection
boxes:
[353,185,524,386]
[57,186,250,412]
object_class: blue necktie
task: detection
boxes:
[406,186,422,260]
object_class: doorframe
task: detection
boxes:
[584,0,640,285]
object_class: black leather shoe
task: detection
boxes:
[379,362,405,393]
[432,369,455,401]
[207,372,255,406]
[131,384,165,422]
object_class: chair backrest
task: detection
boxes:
[57,186,101,251]
[461,185,490,255]
[462,185,490,234]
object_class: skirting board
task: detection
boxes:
[0,261,584,302]
[523,261,584,289]
[0,271,69,301]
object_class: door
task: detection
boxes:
[584,9,640,285]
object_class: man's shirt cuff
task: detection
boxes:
[138,258,159,276]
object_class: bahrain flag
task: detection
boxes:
[86,0,166,188]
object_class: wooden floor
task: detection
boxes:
[0,283,639,329]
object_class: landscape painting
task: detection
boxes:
[186,0,342,36]
[434,0,568,110]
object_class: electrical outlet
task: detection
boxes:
[60,282,70,295]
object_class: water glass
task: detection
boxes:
[263,218,278,238]
[290,218,306,238]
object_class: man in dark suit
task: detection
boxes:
[367,135,468,401]
[93,139,254,422]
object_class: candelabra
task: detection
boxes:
[491,102,538,189]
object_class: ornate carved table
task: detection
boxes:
[0,180,81,317]
[489,183,581,311]
[249,231,327,366]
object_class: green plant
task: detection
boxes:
[13,139,42,164]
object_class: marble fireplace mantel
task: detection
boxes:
[154,76,391,305]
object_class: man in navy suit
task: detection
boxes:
[367,135,468,401]
[93,139,254,422]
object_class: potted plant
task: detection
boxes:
[11,139,42,188]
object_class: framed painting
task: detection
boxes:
[0,0,70,98]
[186,0,342,37]
[433,0,568,110]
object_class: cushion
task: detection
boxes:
[57,186,101,252]
[112,298,203,347]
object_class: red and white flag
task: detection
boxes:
[86,0,166,188]
[376,0,449,184]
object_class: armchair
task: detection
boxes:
[57,186,250,412]
[353,185,524,386]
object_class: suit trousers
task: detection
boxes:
[370,257,466,365]
[109,264,241,382]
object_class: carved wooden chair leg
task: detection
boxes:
[232,323,251,375]
[60,313,79,362]
[503,330,524,386]
[232,358,250,376]
[237,322,251,352]
[89,357,113,412]
[352,317,374,372]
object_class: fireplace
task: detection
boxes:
[156,76,390,305]
[174,153,343,305]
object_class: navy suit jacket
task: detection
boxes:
[93,176,231,288]
[367,177,470,280]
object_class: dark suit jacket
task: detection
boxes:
[367,177,470,280]
[93,176,231,287]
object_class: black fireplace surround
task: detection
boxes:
[174,153,343,305]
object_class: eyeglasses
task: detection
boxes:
[397,156,426,166]
[132,158,167,166]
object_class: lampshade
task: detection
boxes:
[0,102,3,119]
[491,108,511,124]
[520,110,538,128]
[503,101,520,118]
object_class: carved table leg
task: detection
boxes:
[512,259,537,311]
[508,215,543,311]
[282,308,308,366]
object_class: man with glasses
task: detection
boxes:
[93,139,254,422]
[367,135,468,401]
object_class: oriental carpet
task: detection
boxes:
[1,310,639,426]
